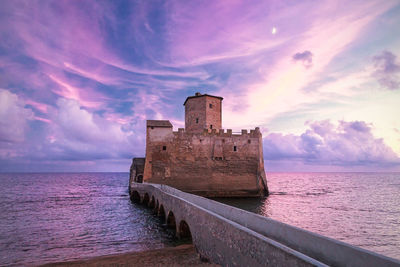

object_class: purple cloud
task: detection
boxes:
[373,50,400,90]
[264,120,400,167]
[0,1,399,171]
[292,50,313,68]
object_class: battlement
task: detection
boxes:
[173,127,261,138]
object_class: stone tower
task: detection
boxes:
[184,92,223,133]
[131,92,269,197]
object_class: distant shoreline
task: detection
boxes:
[39,244,219,266]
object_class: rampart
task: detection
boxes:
[142,126,268,197]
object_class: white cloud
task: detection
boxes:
[0,89,33,142]
[264,120,400,167]
[48,98,144,159]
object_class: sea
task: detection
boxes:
[0,172,399,266]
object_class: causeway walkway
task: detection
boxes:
[130,182,400,267]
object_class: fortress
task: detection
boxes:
[130,92,269,197]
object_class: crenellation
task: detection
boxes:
[137,92,269,197]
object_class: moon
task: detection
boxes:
[272,27,277,35]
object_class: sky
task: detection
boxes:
[1,0,400,172]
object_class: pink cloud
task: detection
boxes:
[25,99,48,113]
[33,116,52,124]
[48,74,104,109]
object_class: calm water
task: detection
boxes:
[0,173,176,266]
[0,172,399,266]
[215,172,400,260]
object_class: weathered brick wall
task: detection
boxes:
[185,97,206,133]
[204,96,222,130]
[144,127,268,197]
[143,126,174,182]
[185,95,222,133]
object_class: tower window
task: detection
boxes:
[162,146,167,151]
[248,140,251,144]
[210,125,213,129]
[196,118,199,123]
[233,146,237,152]
[209,103,213,108]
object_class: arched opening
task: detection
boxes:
[130,191,141,203]
[136,175,143,183]
[158,205,166,223]
[166,211,176,230]
[149,196,155,209]
[179,220,192,241]
[142,193,149,205]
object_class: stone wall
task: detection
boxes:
[185,95,222,133]
[130,158,145,184]
[204,96,222,131]
[185,96,206,133]
[143,125,268,197]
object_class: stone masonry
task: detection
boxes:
[131,92,269,197]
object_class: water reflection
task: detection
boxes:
[211,197,271,216]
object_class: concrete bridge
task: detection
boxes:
[129,182,400,267]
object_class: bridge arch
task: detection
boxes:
[178,220,192,241]
[167,211,176,230]
[130,190,141,203]
[142,193,150,205]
